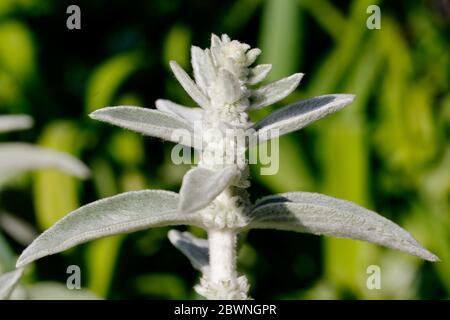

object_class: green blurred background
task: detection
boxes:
[0,0,449,299]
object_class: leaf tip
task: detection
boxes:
[423,250,440,262]
[168,229,181,244]
[340,93,356,103]
[15,251,32,269]
[88,108,105,121]
[290,72,304,85]
[169,60,179,71]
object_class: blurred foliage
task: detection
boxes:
[0,0,448,299]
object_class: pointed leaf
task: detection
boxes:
[168,230,209,271]
[0,115,33,133]
[248,64,272,85]
[246,48,262,66]
[191,46,215,95]
[169,61,210,109]
[0,268,24,300]
[90,106,199,148]
[179,166,239,213]
[16,190,201,268]
[155,99,203,123]
[249,73,303,110]
[248,192,439,262]
[0,143,89,179]
[211,34,222,47]
[221,34,231,43]
[253,94,355,143]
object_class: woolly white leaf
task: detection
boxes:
[0,115,33,133]
[211,34,221,47]
[169,61,210,109]
[191,46,216,95]
[179,166,239,213]
[16,190,201,268]
[253,94,355,143]
[221,34,231,43]
[248,192,439,262]
[249,73,304,110]
[155,99,204,123]
[0,268,24,300]
[247,64,272,85]
[210,69,242,105]
[168,230,209,272]
[0,143,89,179]
[90,106,198,148]
[246,48,262,66]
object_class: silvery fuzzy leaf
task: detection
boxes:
[90,106,198,148]
[221,34,231,43]
[191,46,216,95]
[253,94,355,144]
[179,166,239,213]
[0,268,24,300]
[16,190,201,268]
[169,61,210,109]
[0,143,89,179]
[0,115,33,133]
[210,45,222,67]
[248,192,439,262]
[211,69,242,105]
[155,99,204,123]
[222,57,241,80]
[211,34,222,47]
[245,48,262,66]
[247,64,272,85]
[249,73,304,110]
[168,229,209,272]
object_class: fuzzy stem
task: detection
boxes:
[208,228,237,284]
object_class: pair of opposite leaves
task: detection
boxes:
[12,52,438,273]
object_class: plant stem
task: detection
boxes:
[208,228,237,285]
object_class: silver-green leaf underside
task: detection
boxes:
[0,268,24,300]
[249,73,304,110]
[179,166,239,213]
[16,190,201,268]
[0,143,90,179]
[168,229,209,272]
[248,192,439,262]
[0,115,33,133]
[253,94,355,144]
[90,106,198,148]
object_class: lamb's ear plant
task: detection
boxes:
[16,34,438,300]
